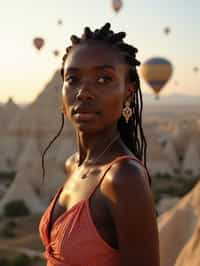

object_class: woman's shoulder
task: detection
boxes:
[107,155,149,187]
[102,155,152,205]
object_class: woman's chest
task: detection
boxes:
[50,172,100,227]
[49,170,118,249]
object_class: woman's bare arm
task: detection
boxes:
[104,159,160,266]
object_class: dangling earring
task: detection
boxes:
[122,101,133,123]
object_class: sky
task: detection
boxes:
[0,0,200,104]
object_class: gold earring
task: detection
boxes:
[122,101,133,123]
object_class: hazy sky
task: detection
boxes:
[0,0,200,103]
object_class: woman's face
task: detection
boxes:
[62,41,134,134]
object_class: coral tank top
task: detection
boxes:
[39,155,149,266]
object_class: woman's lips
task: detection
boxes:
[74,112,98,121]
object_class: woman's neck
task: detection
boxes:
[76,127,120,166]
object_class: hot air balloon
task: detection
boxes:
[53,50,60,57]
[57,19,63,25]
[141,57,173,99]
[164,27,171,35]
[193,66,199,73]
[112,0,122,13]
[33,37,44,51]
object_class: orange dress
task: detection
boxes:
[39,155,149,266]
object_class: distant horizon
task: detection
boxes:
[1,92,200,106]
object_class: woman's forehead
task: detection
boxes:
[64,41,125,71]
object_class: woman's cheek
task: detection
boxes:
[101,98,123,126]
[62,85,74,120]
[62,85,75,103]
[62,84,69,99]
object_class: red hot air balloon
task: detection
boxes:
[112,0,122,13]
[33,38,44,50]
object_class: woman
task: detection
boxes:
[39,23,160,266]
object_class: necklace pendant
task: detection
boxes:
[81,169,90,179]
[81,173,87,179]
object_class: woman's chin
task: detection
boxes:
[73,122,98,134]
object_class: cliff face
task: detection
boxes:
[175,222,200,266]
[0,70,76,170]
[158,181,200,266]
[0,70,76,212]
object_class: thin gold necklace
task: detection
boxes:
[78,134,120,179]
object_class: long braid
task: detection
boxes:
[41,23,151,187]
[40,112,65,191]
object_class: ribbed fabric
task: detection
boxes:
[39,155,149,266]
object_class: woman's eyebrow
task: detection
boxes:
[65,67,80,73]
[93,65,116,71]
[65,65,116,73]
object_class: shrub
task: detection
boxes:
[0,171,16,179]
[0,257,10,266]
[0,220,18,238]
[10,254,31,266]
[0,225,16,238]
[152,174,199,205]
[6,220,17,228]
[3,200,30,217]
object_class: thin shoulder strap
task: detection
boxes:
[88,155,149,200]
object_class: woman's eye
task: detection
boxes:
[65,76,78,84]
[97,76,112,84]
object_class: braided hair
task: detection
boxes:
[41,23,151,187]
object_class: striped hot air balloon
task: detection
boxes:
[141,57,173,98]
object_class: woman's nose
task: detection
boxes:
[75,82,94,101]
